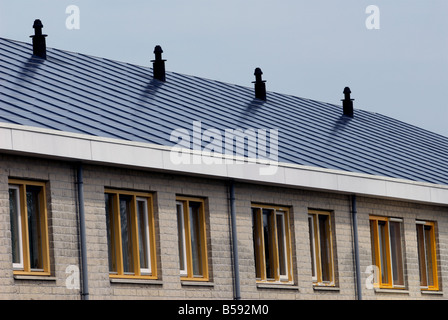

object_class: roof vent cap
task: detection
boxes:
[342,86,354,117]
[30,19,47,59]
[253,67,266,101]
[151,45,166,82]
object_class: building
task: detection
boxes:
[0,20,447,300]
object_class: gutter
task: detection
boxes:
[229,181,241,300]
[351,194,362,300]
[76,163,89,300]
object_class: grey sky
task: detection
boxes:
[1,0,447,137]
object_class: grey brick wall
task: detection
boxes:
[0,154,446,300]
[0,154,80,299]
[356,196,448,300]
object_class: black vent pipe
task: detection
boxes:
[152,45,166,82]
[253,68,266,101]
[30,19,47,59]
[342,87,354,117]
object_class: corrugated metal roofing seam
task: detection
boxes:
[1,37,447,185]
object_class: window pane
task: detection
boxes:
[378,221,389,284]
[424,226,434,287]
[9,188,22,266]
[119,195,133,273]
[416,224,427,287]
[309,216,316,279]
[136,199,149,272]
[26,186,43,270]
[177,202,186,274]
[276,213,287,277]
[262,209,274,279]
[252,208,262,279]
[389,221,404,285]
[105,194,117,272]
[318,215,331,282]
[189,202,203,276]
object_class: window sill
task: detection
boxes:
[313,286,340,292]
[181,280,214,287]
[421,290,443,295]
[257,283,298,290]
[14,275,56,281]
[110,278,163,285]
[374,288,409,294]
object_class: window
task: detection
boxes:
[369,216,404,289]
[416,221,439,291]
[8,179,50,275]
[252,204,293,283]
[308,210,335,286]
[176,197,208,281]
[105,189,157,279]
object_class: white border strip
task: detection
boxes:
[1,123,448,206]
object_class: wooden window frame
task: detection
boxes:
[105,189,157,280]
[252,204,293,284]
[8,179,50,276]
[176,197,209,282]
[416,220,439,291]
[308,210,335,286]
[369,215,405,289]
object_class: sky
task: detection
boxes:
[1,0,447,137]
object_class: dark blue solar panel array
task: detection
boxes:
[1,37,447,185]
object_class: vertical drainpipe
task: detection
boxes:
[77,163,89,300]
[229,180,241,300]
[352,194,362,300]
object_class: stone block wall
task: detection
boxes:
[0,154,446,300]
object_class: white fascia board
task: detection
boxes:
[0,127,12,149]
[90,140,165,169]
[10,128,92,160]
[1,123,448,206]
